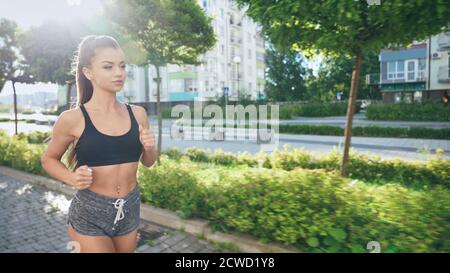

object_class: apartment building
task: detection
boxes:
[366,30,450,103]
[88,0,267,114]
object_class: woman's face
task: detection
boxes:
[83,47,127,92]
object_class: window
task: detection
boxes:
[418,58,426,80]
[396,60,404,79]
[248,49,252,59]
[221,45,225,55]
[388,61,396,80]
[406,60,416,81]
[257,69,264,78]
[387,60,405,80]
[256,52,265,62]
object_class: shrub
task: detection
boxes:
[137,155,207,219]
[280,101,360,119]
[279,124,450,140]
[137,156,450,252]
[15,131,51,144]
[366,101,450,121]
[163,146,450,190]
[0,132,46,175]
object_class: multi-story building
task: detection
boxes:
[366,30,450,103]
[62,0,266,114]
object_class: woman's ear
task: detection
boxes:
[82,67,93,81]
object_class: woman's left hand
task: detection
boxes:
[139,124,156,152]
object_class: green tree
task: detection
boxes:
[0,18,19,93]
[104,0,216,164]
[0,18,35,135]
[19,20,85,110]
[308,50,380,101]
[234,0,450,176]
[265,44,308,102]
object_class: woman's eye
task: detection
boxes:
[121,65,127,69]
[104,66,112,69]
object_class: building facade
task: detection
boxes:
[118,0,266,114]
[366,30,450,103]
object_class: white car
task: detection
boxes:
[360,100,371,110]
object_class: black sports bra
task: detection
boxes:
[74,103,143,168]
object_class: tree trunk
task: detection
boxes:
[341,47,362,177]
[156,66,162,164]
[12,81,18,135]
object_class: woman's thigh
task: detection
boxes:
[67,223,116,253]
[112,228,138,253]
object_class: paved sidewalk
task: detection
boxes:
[0,173,222,253]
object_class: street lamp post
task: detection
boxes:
[233,56,241,101]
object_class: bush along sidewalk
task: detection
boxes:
[1,129,449,252]
[161,101,360,120]
[366,101,450,121]
[279,124,450,140]
[137,155,450,253]
[1,130,448,190]
[278,101,361,119]
[174,146,449,190]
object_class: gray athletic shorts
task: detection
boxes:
[67,184,141,237]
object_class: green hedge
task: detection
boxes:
[174,146,450,190]
[366,101,450,121]
[1,130,449,252]
[279,124,450,140]
[279,101,360,119]
[0,130,46,175]
[160,101,359,120]
[2,130,448,190]
[15,131,51,144]
[138,155,450,252]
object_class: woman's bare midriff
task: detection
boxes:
[87,162,139,198]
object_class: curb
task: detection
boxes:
[0,166,299,253]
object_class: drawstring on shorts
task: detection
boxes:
[112,198,126,230]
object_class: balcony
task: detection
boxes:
[256,39,265,48]
[168,91,199,102]
[380,73,427,84]
[438,65,450,83]
[230,37,242,44]
[168,71,197,80]
[229,19,242,28]
[437,32,450,49]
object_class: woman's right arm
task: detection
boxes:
[40,111,77,186]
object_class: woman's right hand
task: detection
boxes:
[70,165,93,190]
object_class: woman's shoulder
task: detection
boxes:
[128,104,147,115]
[56,107,83,129]
[128,104,148,124]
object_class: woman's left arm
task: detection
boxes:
[134,105,157,167]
